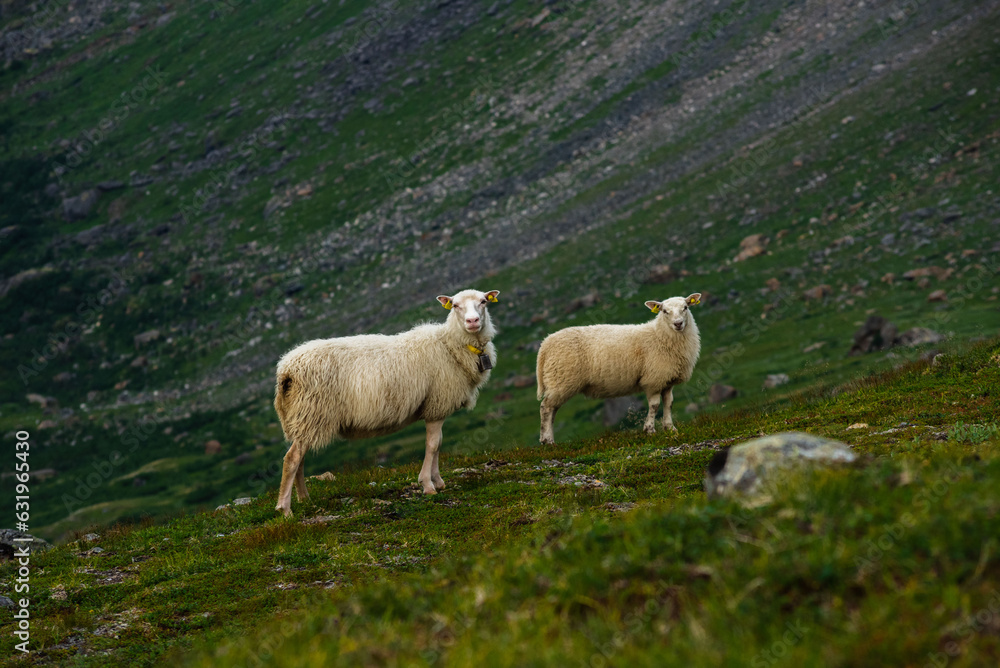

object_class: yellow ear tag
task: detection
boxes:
[651,305,660,314]
[443,300,453,310]
[487,294,498,303]
[690,297,700,305]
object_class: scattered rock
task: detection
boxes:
[82,533,100,542]
[645,264,675,284]
[763,373,789,389]
[130,355,148,368]
[848,315,898,356]
[53,372,76,383]
[898,327,944,346]
[764,277,781,292]
[96,180,126,192]
[566,292,600,312]
[0,529,52,559]
[846,422,868,430]
[802,284,833,301]
[205,440,222,455]
[603,395,645,427]
[74,224,106,246]
[927,289,947,302]
[0,596,16,609]
[37,420,58,429]
[704,432,857,504]
[311,471,337,481]
[734,234,769,262]
[802,341,825,353]
[709,384,738,404]
[133,329,161,348]
[62,190,99,221]
[685,402,700,413]
[233,497,252,506]
[505,374,536,389]
[234,452,252,465]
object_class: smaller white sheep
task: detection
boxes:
[272,289,500,516]
[536,293,702,444]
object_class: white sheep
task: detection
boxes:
[272,289,500,516]
[536,293,702,444]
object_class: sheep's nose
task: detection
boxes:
[466,316,480,326]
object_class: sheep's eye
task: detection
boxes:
[481,299,487,304]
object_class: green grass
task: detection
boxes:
[0,338,998,665]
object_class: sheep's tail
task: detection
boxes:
[274,371,294,440]
[536,345,546,401]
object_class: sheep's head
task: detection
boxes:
[437,289,500,334]
[645,293,701,332]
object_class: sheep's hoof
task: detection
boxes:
[422,486,438,495]
[539,436,554,445]
[643,425,656,435]
[432,478,446,491]
[275,505,293,518]
[666,425,679,434]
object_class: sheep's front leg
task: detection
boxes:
[661,387,678,433]
[643,390,662,434]
[276,443,305,517]
[431,423,446,492]
[419,420,444,495]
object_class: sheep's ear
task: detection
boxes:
[437,295,454,310]
[645,300,662,314]
[686,293,702,306]
[485,290,500,303]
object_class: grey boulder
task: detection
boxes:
[705,432,857,505]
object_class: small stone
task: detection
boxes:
[205,440,222,455]
[927,289,947,302]
[709,384,738,404]
[62,190,100,221]
[603,396,645,427]
[505,374,537,389]
[83,533,100,542]
[311,471,337,481]
[763,373,789,389]
[234,497,252,506]
[0,596,15,609]
[898,327,944,347]
[846,422,869,430]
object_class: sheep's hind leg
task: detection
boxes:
[294,457,310,501]
[661,387,678,433]
[539,396,564,445]
[419,420,444,495]
[643,389,662,434]
[276,443,306,517]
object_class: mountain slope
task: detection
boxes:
[0,0,998,538]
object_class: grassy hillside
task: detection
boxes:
[0,338,997,665]
[1,0,999,540]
